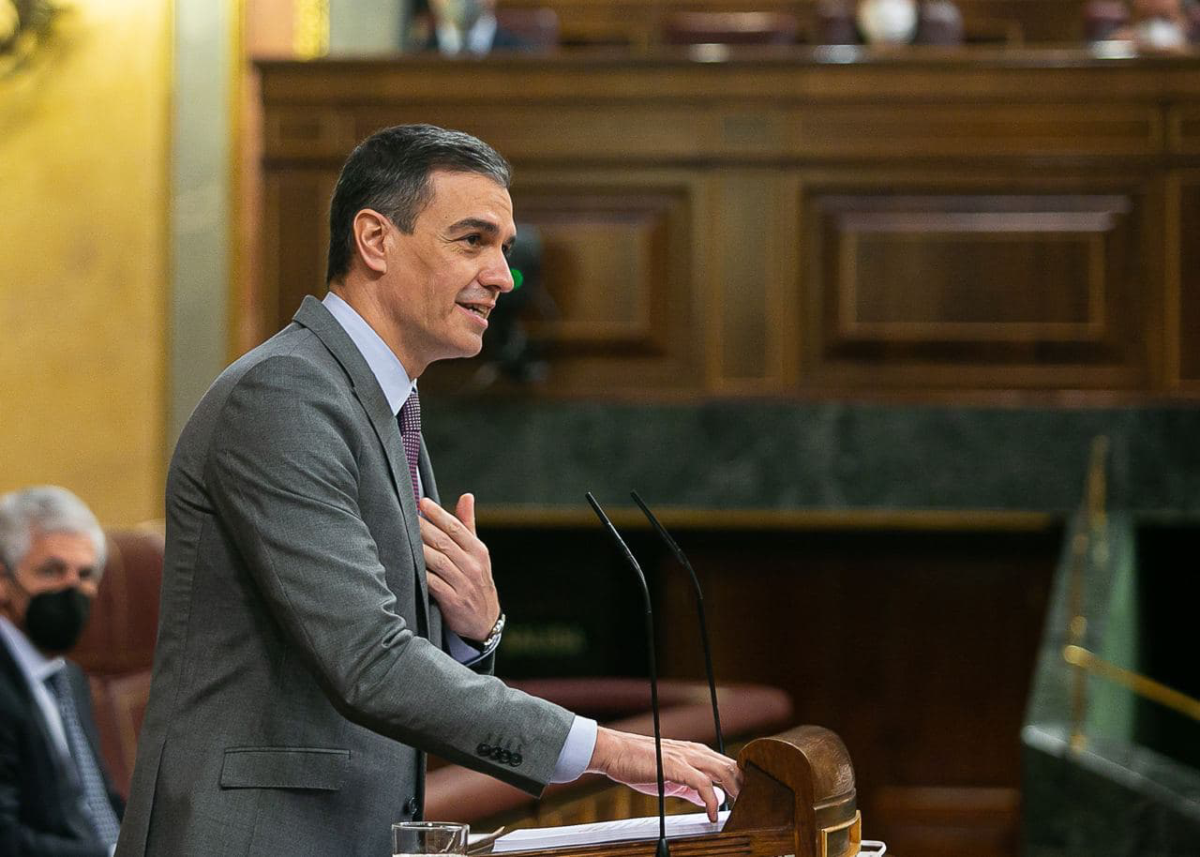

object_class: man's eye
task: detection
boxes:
[463,234,482,246]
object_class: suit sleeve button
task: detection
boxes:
[404,796,419,815]
[510,753,523,766]
[477,743,491,756]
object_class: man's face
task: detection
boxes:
[377,170,516,374]
[0,531,99,628]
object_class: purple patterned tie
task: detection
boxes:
[398,390,421,502]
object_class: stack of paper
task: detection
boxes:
[491,811,730,853]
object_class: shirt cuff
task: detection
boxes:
[445,628,496,666]
[550,715,598,783]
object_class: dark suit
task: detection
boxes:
[116,297,573,857]
[0,639,124,857]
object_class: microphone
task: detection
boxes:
[585,492,670,857]
[629,491,728,812]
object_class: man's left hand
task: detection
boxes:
[419,494,500,642]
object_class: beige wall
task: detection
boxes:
[0,0,171,527]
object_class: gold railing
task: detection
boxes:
[1064,436,1200,752]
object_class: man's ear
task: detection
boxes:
[352,209,393,275]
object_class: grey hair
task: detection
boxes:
[0,486,107,577]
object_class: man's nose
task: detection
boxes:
[481,252,515,294]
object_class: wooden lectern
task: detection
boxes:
[493,726,861,857]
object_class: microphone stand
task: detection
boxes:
[585,492,670,857]
[629,491,728,812]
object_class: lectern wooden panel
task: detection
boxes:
[487,726,863,857]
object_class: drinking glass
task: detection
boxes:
[392,821,470,857]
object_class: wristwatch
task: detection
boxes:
[478,612,506,651]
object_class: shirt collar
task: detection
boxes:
[322,291,415,416]
[0,615,66,687]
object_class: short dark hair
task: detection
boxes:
[325,124,512,284]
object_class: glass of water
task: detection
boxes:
[392,821,470,857]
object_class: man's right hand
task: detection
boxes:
[585,727,743,822]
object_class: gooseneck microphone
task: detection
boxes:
[629,492,727,788]
[585,492,670,857]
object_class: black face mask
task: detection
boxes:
[24,587,91,653]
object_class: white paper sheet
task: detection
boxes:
[490,811,730,853]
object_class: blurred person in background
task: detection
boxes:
[0,486,123,857]
[407,0,535,54]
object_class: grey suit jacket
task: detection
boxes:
[116,297,574,857]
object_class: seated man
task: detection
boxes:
[0,486,123,856]
[409,0,536,54]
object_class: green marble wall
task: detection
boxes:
[423,400,1200,514]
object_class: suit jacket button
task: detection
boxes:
[499,749,512,763]
[490,747,504,760]
[510,753,523,766]
[477,743,491,756]
[404,796,419,816]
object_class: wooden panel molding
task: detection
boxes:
[419,171,706,396]
[504,0,1094,44]
[1175,174,1200,388]
[804,188,1149,390]
[793,104,1161,160]
[256,53,1200,399]
[513,182,689,355]
[262,169,338,328]
[1169,105,1200,156]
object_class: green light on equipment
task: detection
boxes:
[510,268,524,290]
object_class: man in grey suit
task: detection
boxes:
[116,125,739,857]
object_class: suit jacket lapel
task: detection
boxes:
[292,296,430,632]
[0,639,58,762]
[0,636,90,831]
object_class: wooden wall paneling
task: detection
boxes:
[502,0,1093,44]
[345,105,715,163]
[789,103,1162,160]
[419,169,707,397]
[262,169,338,332]
[514,185,674,354]
[257,55,1200,400]
[1169,105,1200,156]
[796,169,1157,391]
[708,171,793,394]
[1172,172,1200,390]
[654,526,1061,857]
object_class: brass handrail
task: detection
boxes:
[1064,434,1200,740]
[1063,644,1200,724]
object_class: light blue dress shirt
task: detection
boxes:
[321,291,596,782]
